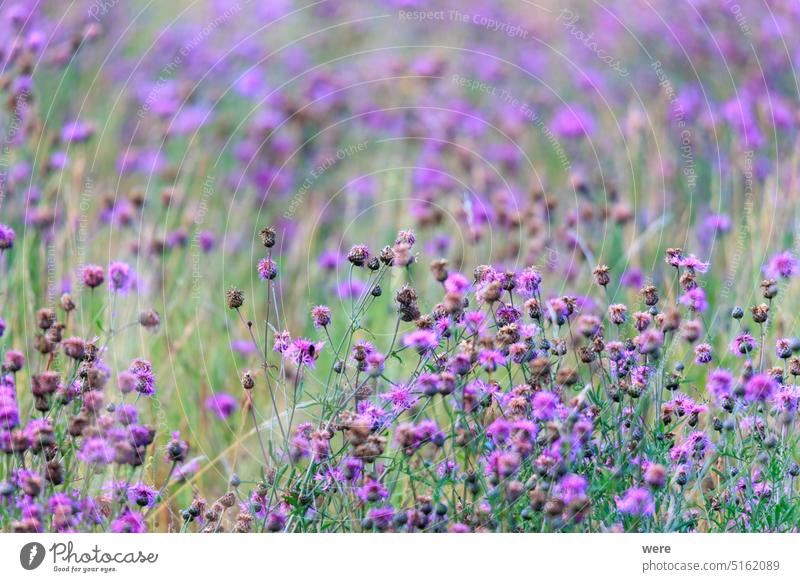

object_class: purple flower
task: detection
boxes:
[694,343,713,364]
[0,224,15,250]
[380,384,417,413]
[772,386,800,415]
[730,333,757,357]
[678,287,708,313]
[357,478,389,503]
[265,509,286,532]
[115,404,139,425]
[706,369,734,403]
[763,251,799,279]
[615,487,655,516]
[285,339,324,369]
[515,267,542,297]
[204,393,238,420]
[556,474,589,504]
[196,231,215,253]
[311,305,332,328]
[486,418,512,445]
[273,330,291,353]
[532,390,559,421]
[678,254,709,273]
[444,272,470,294]
[61,120,94,143]
[551,104,596,138]
[109,261,134,293]
[620,268,644,289]
[81,264,105,288]
[78,436,114,465]
[367,506,394,531]
[478,349,506,372]
[257,257,278,280]
[744,373,777,403]
[128,358,156,396]
[110,509,147,533]
[127,483,158,508]
[402,329,439,354]
[462,311,487,336]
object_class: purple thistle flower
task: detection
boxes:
[265,508,286,532]
[110,509,147,533]
[486,418,512,445]
[108,261,134,293]
[763,251,799,279]
[462,311,487,336]
[730,332,757,357]
[81,264,105,288]
[706,369,734,403]
[772,386,800,415]
[380,384,417,413]
[78,436,115,465]
[347,244,370,267]
[285,339,324,369]
[204,393,238,420]
[197,231,215,253]
[128,358,156,396]
[532,390,559,421]
[61,120,94,143]
[615,487,655,516]
[257,257,278,280]
[444,272,470,294]
[694,343,713,364]
[273,330,291,353]
[0,224,15,250]
[678,254,710,273]
[357,478,389,503]
[367,506,394,531]
[311,305,332,328]
[775,338,793,359]
[556,474,589,504]
[478,349,506,372]
[115,404,139,425]
[551,104,596,138]
[515,267,542,297]
[166,431,189,463]
[678,287,708,313]
[402,329,439,354]
[744,373,777,403]
[127,483,158,508]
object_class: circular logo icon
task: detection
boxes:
[20,542,46,570]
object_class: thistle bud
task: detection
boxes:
[60,293,76,312]
[592,264,610,287]
[226,287,244,309]
[259,227,276,248]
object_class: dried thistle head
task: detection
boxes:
[226,287,244,309]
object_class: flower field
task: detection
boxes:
[1,0,800,533]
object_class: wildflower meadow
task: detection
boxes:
[2,0,800,536]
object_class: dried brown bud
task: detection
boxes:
[226,287,244,309]
[37,308,57,330]
[60,293,76,312]
[751,303,769,324]
[640,285,659,306]
[138,309,161,329]
[259,227,276,248]
[430,259,449,282]
[592,264,610,287]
